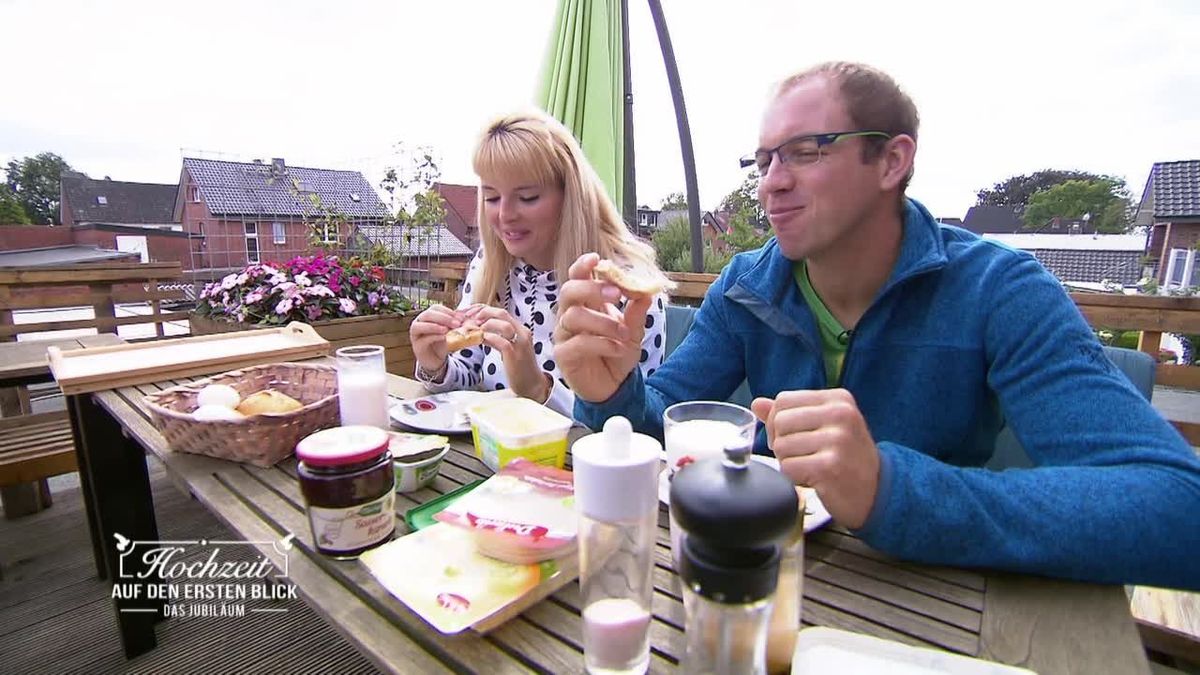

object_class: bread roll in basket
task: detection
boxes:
[144,363,339,467]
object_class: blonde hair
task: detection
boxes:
[470,109,670,306]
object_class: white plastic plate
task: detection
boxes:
[791,627,1037,674]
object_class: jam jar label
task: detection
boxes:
[308,492,396,552]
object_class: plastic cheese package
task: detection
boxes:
[434,458,576,564]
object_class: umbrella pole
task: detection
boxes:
[621,0,637,229]
[646,0,703,273]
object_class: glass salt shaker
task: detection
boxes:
[335,345,389,429]
[573,417,661,674]
[671,442,799,675]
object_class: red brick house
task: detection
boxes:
[435,182,480,252]
[49,172,192,266]
[1137,160,1200,291]
[174,157,389,278]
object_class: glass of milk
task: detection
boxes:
[663,401,757,569]
[335,345,389,429]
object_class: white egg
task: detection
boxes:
[192,404,245,421]
[197,384,241,409]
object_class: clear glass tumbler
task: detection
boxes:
[663,401,757,569]
[335,345,389,429]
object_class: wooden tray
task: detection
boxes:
[48,322,331,394]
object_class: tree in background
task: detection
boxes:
[1022,178,1133,233]
[722,209,771,252]
[659,191,687,211]
[3,153,74,225]
[719,172,767,230]
[0,186,32,224]
[975,169,1109,212]
[652,216,731,273]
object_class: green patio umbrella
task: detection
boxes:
[537,0,629,214]
[538,0,704,271]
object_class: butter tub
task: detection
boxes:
[466,398,572,472]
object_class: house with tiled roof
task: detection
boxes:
[174,157,389,276]
[53,172,192,265]
[350,223,474,272]
[435,182,480,252]
[961,205,1022,235]
[982,233,1146,287]
[1137,160,1200,291]
[61,172,177,227]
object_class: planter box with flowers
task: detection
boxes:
[190,255,418,375]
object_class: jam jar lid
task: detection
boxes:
[296,426,390,467]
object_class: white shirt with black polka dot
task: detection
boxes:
[416,249,667,420]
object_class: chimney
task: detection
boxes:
[271,158,286,174]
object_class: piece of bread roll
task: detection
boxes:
[236,389,304,416]
[593,259,669,299]
[445,326,484,351]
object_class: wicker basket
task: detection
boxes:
[144,363,340,467]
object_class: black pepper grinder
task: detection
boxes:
[670,442,799,675]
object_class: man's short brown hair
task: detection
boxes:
[776,62,920,193]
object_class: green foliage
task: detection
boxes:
[976,169,1110,210]
[722,210,771,252]
[652,216,690,271]
[719,172,767,230]
[652,216,732,273]
[1022,178,1133,233]
[659,191,687,210]
[372,145,448,268]
[0,186,31,224]
[3,152,73,225]
[288,182,349,251]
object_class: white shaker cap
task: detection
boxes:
[573,417,661,522]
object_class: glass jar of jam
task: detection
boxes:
[296,426,396,558]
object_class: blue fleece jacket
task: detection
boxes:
[576,199,1200,589]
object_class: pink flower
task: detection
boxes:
[348,276,361,287]
[275,298,294,315]
[306,305,323,321]
[368,291,380,307]
[338,298,357,314]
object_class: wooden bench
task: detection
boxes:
[0,411,74,508]
[0,262,185,518]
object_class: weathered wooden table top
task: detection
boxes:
[91,370,1149,675]
[0,333,125,382]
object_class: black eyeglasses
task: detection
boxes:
[739,130,892,175]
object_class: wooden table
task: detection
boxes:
[76,368,1150,673]
[0,333,126,522]
[0,334,125,407]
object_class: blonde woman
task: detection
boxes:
[409,110,671,418]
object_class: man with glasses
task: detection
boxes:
[553,61,1199,589]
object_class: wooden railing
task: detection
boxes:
[1072,293,1200,390]
[430,257,1199,392]
[0,262,187,341]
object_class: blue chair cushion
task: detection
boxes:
[665,304,752,408]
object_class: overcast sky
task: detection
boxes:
[2,0,1198,221]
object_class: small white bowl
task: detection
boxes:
[393,445,450,493]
